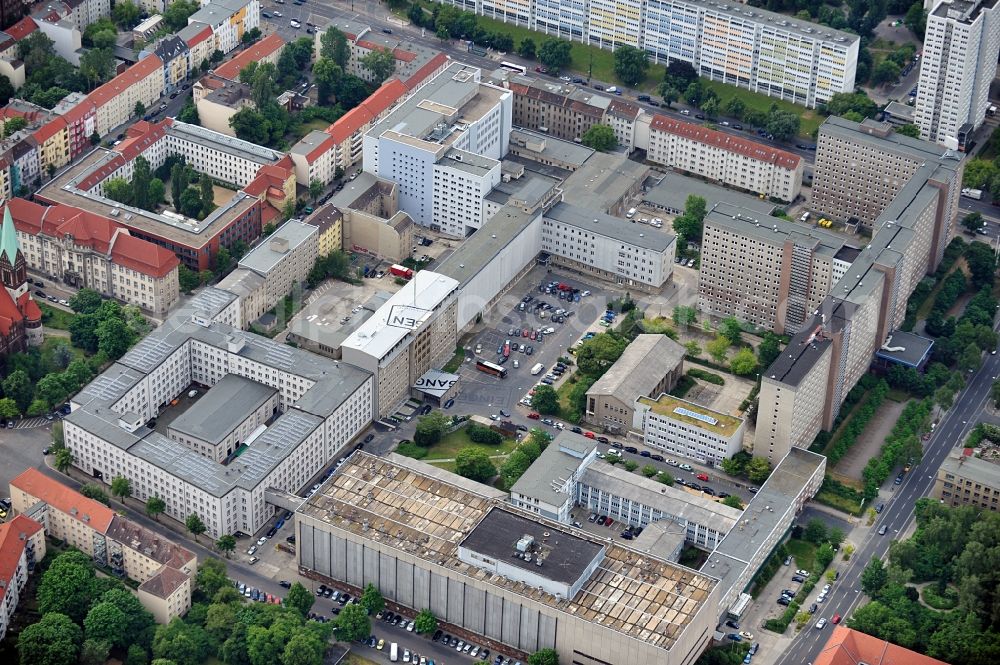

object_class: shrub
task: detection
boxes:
[688,368,725,385]
[396,442,427,459]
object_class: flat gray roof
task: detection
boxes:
[238,220,317,276]
[509,128,594,168]
[681,0,858,42]
[461,507,605,586]
[510,432,596,507]
[644,173,777,216]
[820,116,958,165]
[940,449,1000,487]
[440,148,498,176]
[874,330,935,368]
[485,168,561,209]
[168,121,284,168]
[286,290,391,351]
[705,202,850,259]
[168,374,277,445]
[561,151,649,214]
[436,206,539,287]
[588,334,685,400]
[545,202,674,252]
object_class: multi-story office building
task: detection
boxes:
[584,334,685,431]
[60,289,374,539]
[362,63,512,236]
[217,220,318,324]
[755,118,962,462]
[933,447,1000,511]
[541,203,675,292]
[297,451,722,665]
[6,197,180,315]
[915,0,1000,146]
[697,202,858,333]
[647,115,803,202]
[319,173,415,263]
[812,116,962,227]
[0,514,44,642]
[10,469,197,623]
[633,393,745,466]
[340,271,458,416]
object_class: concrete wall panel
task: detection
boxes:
[364,545,380,586]
[413,566,431,611]
[430,571,448,617]
[501,597,521,647]
[519,604,539,652]
[464,586,486,634]
[379,551,397,601]
[447,579,465,625]
[397,560,414,608]
[484,592,503,641]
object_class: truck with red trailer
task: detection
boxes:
[389,264,414,279]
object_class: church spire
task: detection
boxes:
[0,206,19,265]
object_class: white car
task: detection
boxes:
[403,649,411,663]
[513,359,519,368]
[815,618,827,629]
[273,10,281,15]
[246,545,257,555]
[290,19,300,28]
[406,621,414,632]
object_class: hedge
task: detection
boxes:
[688,368,725,385]
[825,379,889,465]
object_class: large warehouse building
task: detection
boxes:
[297,452,721,665]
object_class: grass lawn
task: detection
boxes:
[700,79,821,137]
[922,584,959,610]
[422,425,519,460]
[442,347,465,373]
[38,302,75,330]
[40,335,87,360]
[784,539,817,572]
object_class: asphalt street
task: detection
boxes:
[773,334,1000,665]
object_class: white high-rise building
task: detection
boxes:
[362,63,512,237]
[915,0,1000,146]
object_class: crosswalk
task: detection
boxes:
[11,417,51,429]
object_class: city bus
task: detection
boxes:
[500,61,527,75]
[476,359,508,378]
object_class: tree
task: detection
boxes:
[85,601,130,647]
[722,495,744,510]
[126,644,149,665]
[18,612,83,665]
[70,287,104,314]
[413,410,450,446]
[284,582,314,617]
[641,464,657,478]
[164,0,199,31]
[4,369,33,412]
[455,447,497,482]
[962,211,985,234]
[871,60,901,86]
[623,460,638,472]
[309,178,324,202]
[177,101,199,125]
[37,551,96,622]
[199,174,215,218]
[80,483,110,505]
[215,534,236,558]
[334,602,370,642]
[658,85,679,108]
[654,471,674,486]
[104,176,133,205]
[684,80,704,107]
[185,513,206,541]
[0,73,13,106]
[361,48,396,84]
[152,618,212,665]
[719,317,742,345]
[282,632,324,665]
[54,447,74,473]
[746,457,772,484]
[149,177,165,207]
[896,123,921,138]
[531,384,560,414]
[2,115,27,138]
[828,527,846,548]
[580,124,617,152]
[905,1,927,37]
[313,57,342,105]
[538,38,572,73]
[766,109,801,141]
[728,347,760,376]
[959,342,982,372]
[180,187,204,219]
[359,583,384,615]
[518,37,536,59]
[229,107,269,145]
[80,47,115,89]
[142,495,166,522]
[576,333,628,377]
[0,397,18,419]
[816,543,836,569]
[111,475,132,503]
[413,609,437,634]
[320,27,350,67]
[528,649,559,665]
[97,317,136,359]
[170,162,188,212]
[132,155,152,210]
[804,518,828,545]
[195,557,229,599]
[701,96,720,119]
[706,335,729,363]
[672,194,707,242]
[135,101,147,119]
[724,97,746,120]
[758,333,781,369]
[613,45,649,87]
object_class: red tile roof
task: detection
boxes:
[32,117,66,145]
[649,114,802,170]
[404,52,448,90]
[11,468,115,534]
[326,105,374,144]
[85,54,163,111]
[111,232,180,278]
[184,25,213,48]
[244,159,292,197]
[17,291,41,320]
[0,515,43,603]
[0,288,23,336]
[392,47,416,63]
[4,17,37,41]
[815,627,950,665]
[213,33,284,81]
[3,197,180,278]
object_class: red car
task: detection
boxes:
[584,431,596,439]
[527,412,540,420]
[831,614,841,624]
[522,328,529,337]
[604,518,614,529]
[696,473,710,481]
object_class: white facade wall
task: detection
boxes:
[432,159,502,237]
[0,547,28,642]
[633,402,745,466]
[164,131,270,187]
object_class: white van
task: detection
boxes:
[390,643,399,662]
[800,212,810,222]
[531,362,545,375]
[626,207,637,218]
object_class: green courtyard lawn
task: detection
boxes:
[784,539,817,572]
[402,424,520,462]
[38,302,75,330]
[701,79,822,137]
[39,335,87,361]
